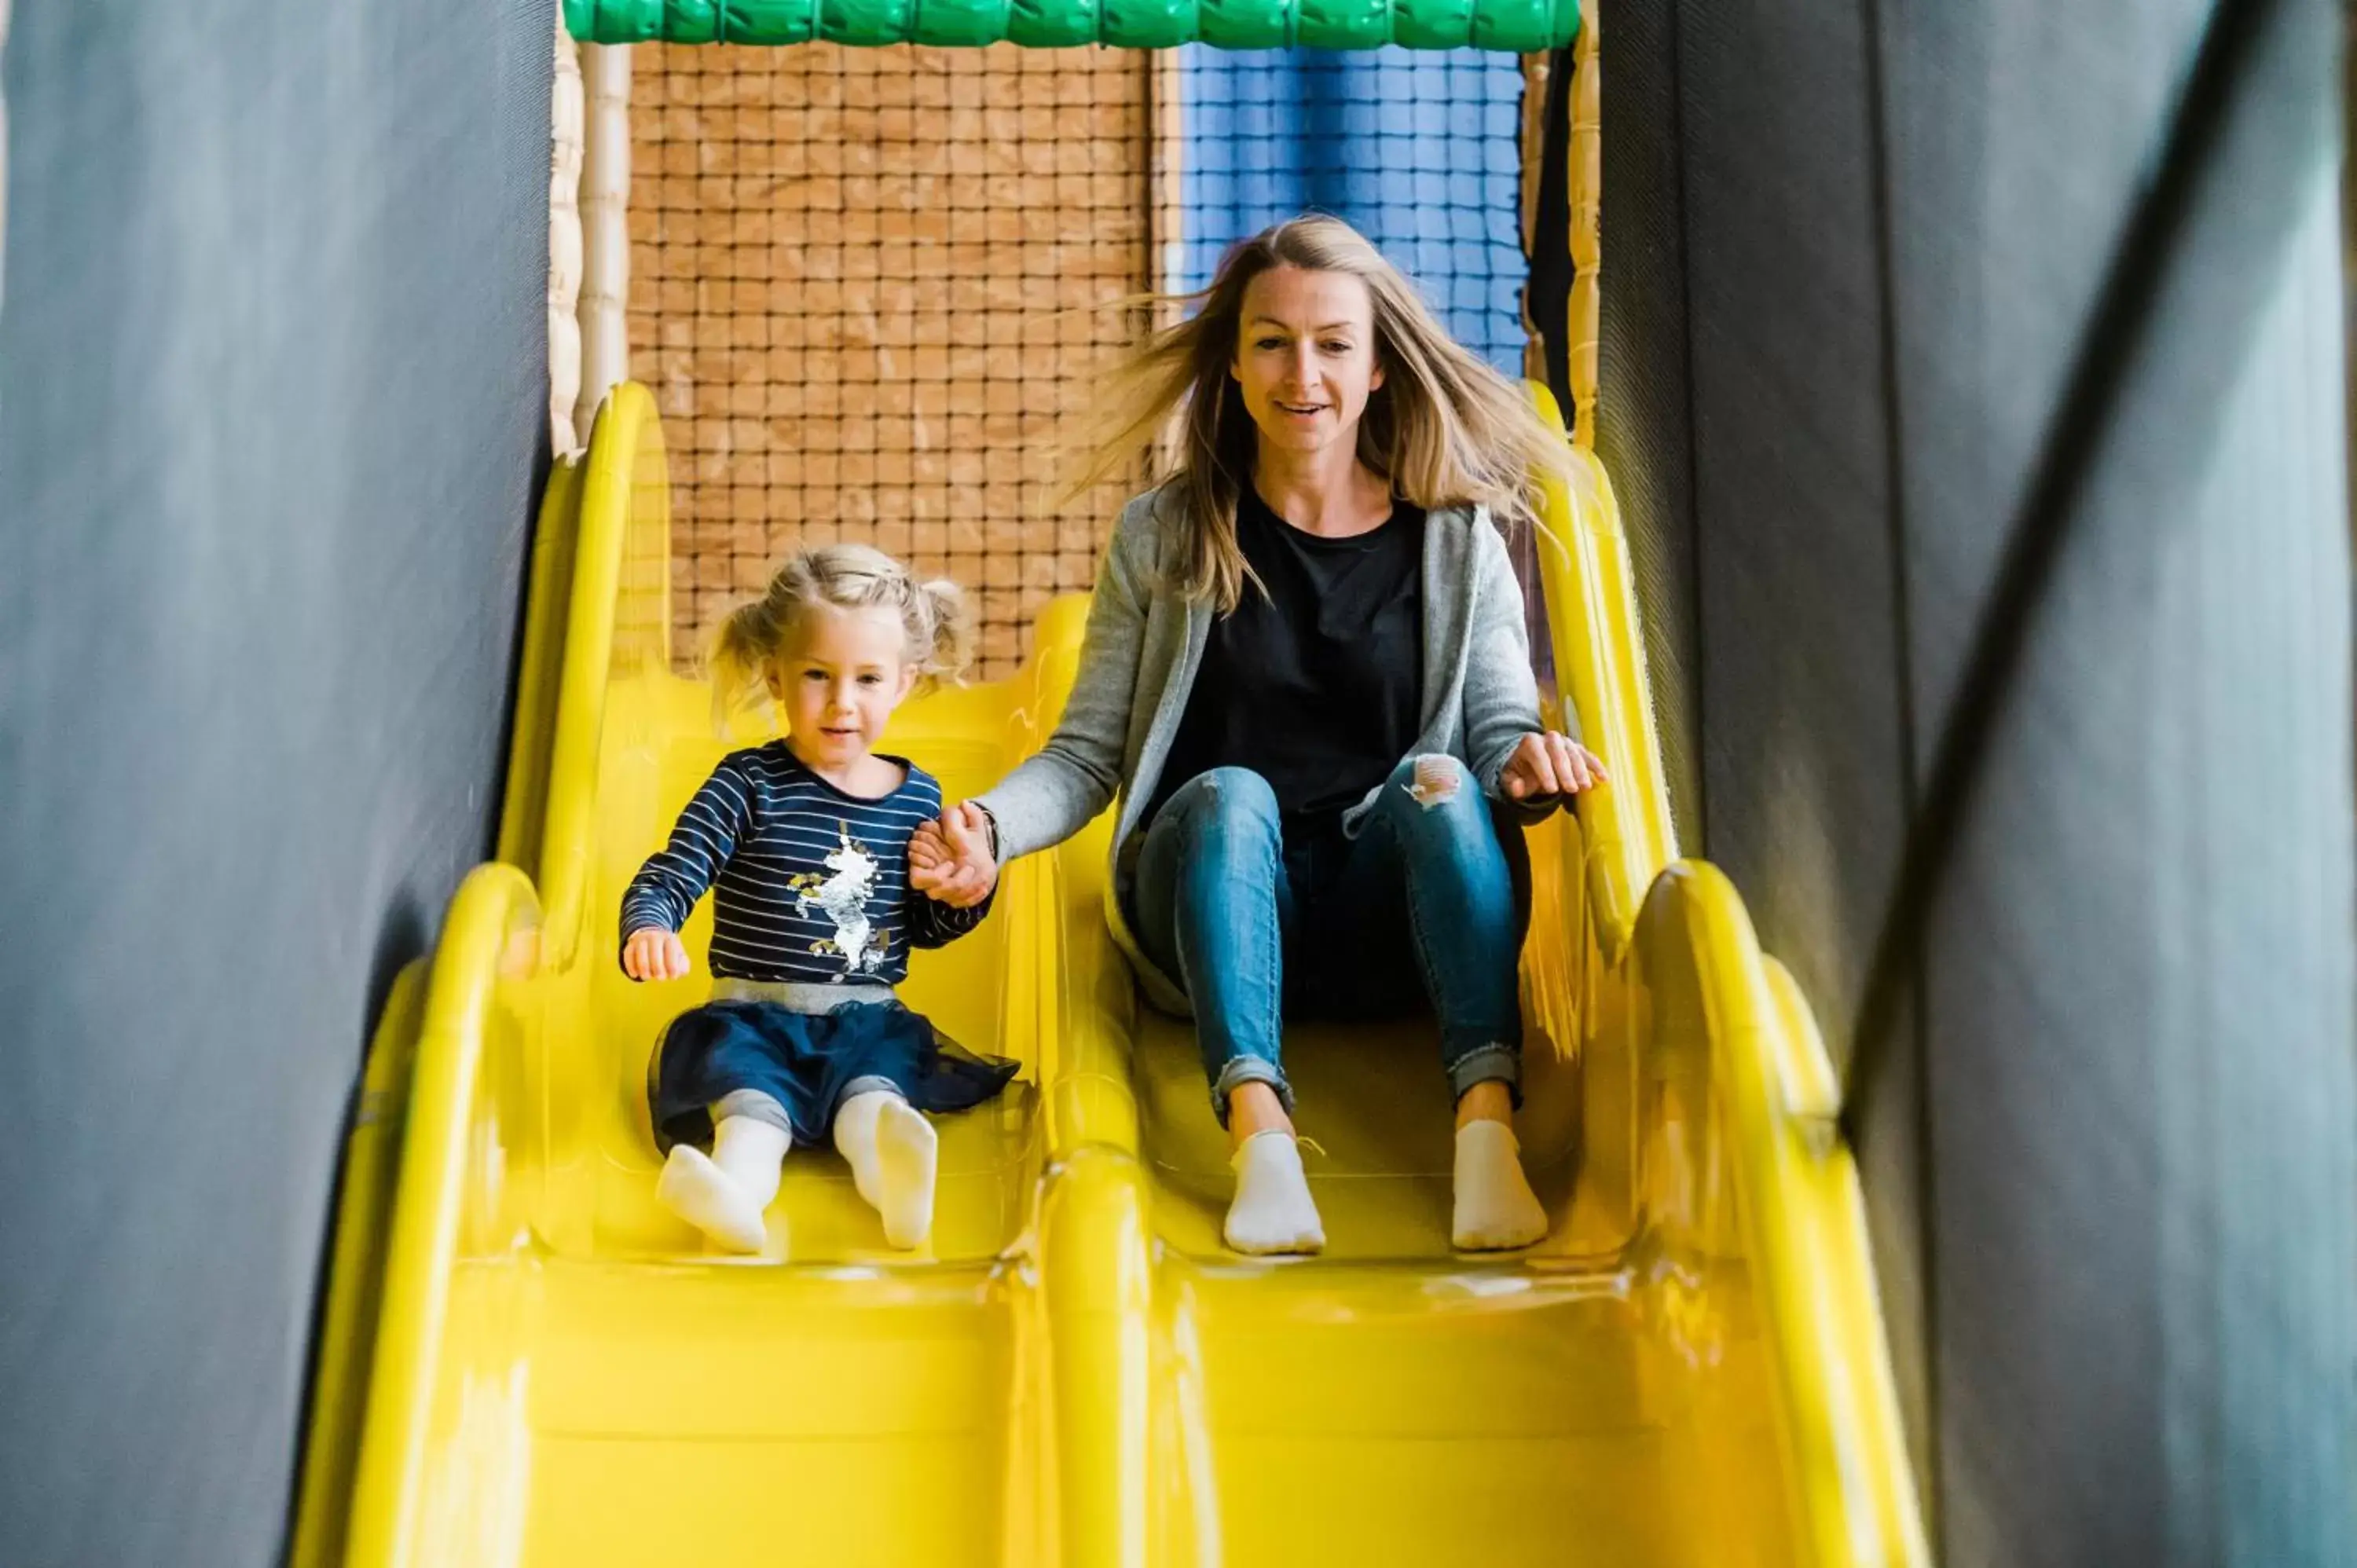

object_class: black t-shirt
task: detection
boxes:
[1149,485,1425,842]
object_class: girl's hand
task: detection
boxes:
[623,926,692,982]
[910,802,999,909]
[1499,731,1609,801]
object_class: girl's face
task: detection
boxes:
[1230,266,1386,460]
[767,604,918,768]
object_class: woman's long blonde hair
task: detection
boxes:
[707,543,973,734]
[1069,214,1572,612]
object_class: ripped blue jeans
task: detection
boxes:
[1125,757,1531,1125]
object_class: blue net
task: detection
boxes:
[1175,47,1533,372]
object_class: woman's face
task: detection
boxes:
[1231,266,1386,460]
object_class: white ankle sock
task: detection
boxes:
[831,1090,888,1207]
[874,1098,939,1249]
[1225,1130,1325,1255]
[834,1090,938,1248]
[712,1114,791,1211]
[658,1137,776,1254]
[1451,1119,1549,1251]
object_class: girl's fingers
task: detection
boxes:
[951,856,996,906]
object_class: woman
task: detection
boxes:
[911,214,1605,1255]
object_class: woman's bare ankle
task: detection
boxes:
[1226,1080,1296,1152]
[1453,1079,1515,1130]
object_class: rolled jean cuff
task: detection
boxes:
[1210,1056,1293,1128]
[1446,1043,1522,1107]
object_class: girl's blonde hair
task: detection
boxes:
[1069,213,1574,614]
[708,543,973,732]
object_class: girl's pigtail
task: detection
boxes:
[914,577,975,692]
[707,596,777,737]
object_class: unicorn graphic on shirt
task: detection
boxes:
[788,822,886,976]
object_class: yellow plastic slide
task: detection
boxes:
[291,383,1928,1568]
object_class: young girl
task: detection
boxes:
[619,544,1014,1254]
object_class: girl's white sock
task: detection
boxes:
[831,1089,889,1207]
[658,1116,788,1255]
[834,1089,938,1249]
[712,1114,791,1211]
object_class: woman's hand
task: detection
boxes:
[1499,731,1609,801]
[910,801,999,908]
[623,926,692,982]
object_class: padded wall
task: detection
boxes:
[1597,2,2356,1562]
[0,3,551,1563]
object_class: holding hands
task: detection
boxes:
[1498,731,1608,802]
[910,800,999,909]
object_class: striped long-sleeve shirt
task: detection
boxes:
[618,743,991,986]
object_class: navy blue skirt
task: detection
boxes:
[647,998,1019,1152]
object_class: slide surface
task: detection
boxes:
[294,384,1926,1568]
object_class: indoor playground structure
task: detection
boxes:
[291,379,1923,1566]
[288,9,1926,1566]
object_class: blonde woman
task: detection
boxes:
[913,215,1604,1255]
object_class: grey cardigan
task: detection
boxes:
[976,484,1561,1014]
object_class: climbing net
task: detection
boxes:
[630,43,1552,676]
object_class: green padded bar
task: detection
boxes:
[726,0,819,44]
[912,0,1014,46]
[563,0,1573,48]
[1098,0,1198,49]
[1388,0,1468,48]
[1005,0,1099,47]
[821,0,915,44]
